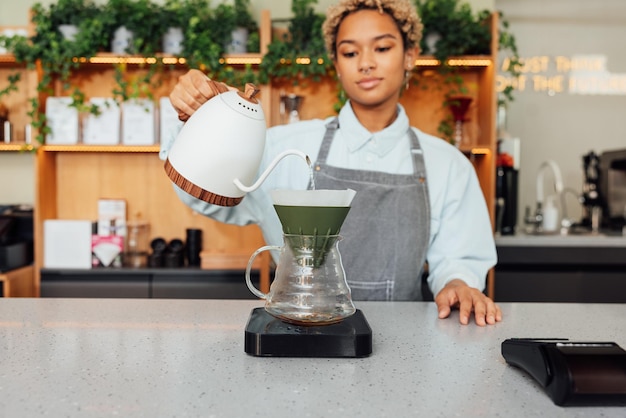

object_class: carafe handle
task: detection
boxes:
[245,245,280,299]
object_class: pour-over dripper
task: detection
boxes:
[271,189,356,267]
[270,189,356,235]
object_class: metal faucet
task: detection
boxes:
[525,160,571,234]
[524,203,543,233]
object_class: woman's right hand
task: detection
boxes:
[169,69,231,122]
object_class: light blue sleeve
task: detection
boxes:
[423,140,497,297]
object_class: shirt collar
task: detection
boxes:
[337,101,410,157]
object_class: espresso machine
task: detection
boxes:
[579,149,626,232]
[579,151,602,230]
[598,149,626,231]
[495,139,519,235]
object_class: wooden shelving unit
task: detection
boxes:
[2,10,498,297]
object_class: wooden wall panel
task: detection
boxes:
[53,152,264,253]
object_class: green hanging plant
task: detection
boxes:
[0,73,21,99]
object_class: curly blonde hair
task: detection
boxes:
[322,0,423,61]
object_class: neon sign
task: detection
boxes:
[497,54,626,96]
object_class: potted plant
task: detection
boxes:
[183,2,254,87]
[103,0,161,55]
[416,0,491,58]
[258,0,331,85]
[48,0,101,41]
[13,1,106,84]
[227,0,259,54]
[160,0,197,55]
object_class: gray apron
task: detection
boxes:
[312,118,431,301]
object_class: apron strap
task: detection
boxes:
[315,118,339,168]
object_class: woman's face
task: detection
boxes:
[333,9,416,110]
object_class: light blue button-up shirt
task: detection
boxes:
[163,102,496,297]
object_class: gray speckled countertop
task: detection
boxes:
[0,298,624,417]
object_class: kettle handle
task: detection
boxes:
[233,149,311,193]
[245,245,280,299]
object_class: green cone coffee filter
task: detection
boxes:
[271,189,356,267]
[270,189,356,236]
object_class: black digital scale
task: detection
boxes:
[502,338,626,406]
[244,308,372,358]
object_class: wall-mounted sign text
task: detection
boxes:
[497,54,626,96]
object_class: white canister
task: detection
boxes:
[111,26,134,54]
[162,27,184,55]
[227,27,248,54]
[58,24,78,41]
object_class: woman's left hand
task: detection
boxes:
[435,279,502,326]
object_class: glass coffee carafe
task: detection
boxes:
[245,189,357,326]
[246,233,354,325]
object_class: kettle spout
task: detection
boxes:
[233,149,311,193]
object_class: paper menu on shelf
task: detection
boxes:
[122,99,155,145]
[45,97,79,145]
[83,98,120,145]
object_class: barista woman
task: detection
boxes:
[166,0,502,326]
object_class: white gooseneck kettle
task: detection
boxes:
[165,82,310,206]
